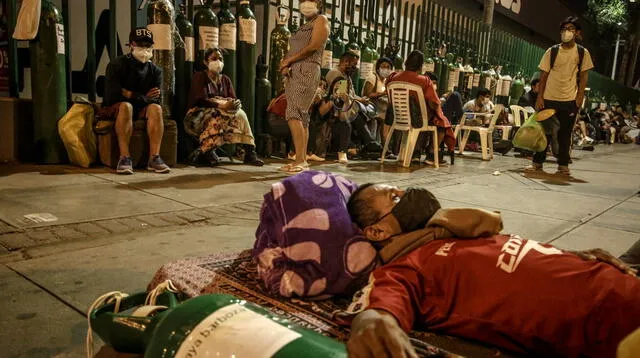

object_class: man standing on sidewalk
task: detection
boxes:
[530,17,594,176]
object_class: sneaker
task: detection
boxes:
[116,156,134,175]
[147,155,171,173]
[556,165,571,176]
[243,145,264,166]
[585,136,595,145]
[307,154,326,162]
[338,152,348,164]
[287,152,296,161]
[577,138,584,147]
[524,163,543,172]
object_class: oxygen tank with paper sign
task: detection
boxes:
[269,4,291,97]
[237,0,257,129]
[193,2,219,69]
[147,0,175,121]
[218,0,237,87]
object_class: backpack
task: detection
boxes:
[550,44,585,85]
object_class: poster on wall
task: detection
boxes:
[0,1,9,94]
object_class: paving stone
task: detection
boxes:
[51,227,89,241]
[75,222,111,236]
[95,219,137,234]
[0,233,36,250]
[0,220,18,235]
[136,214,173,228]
[0,245,8,254]
[157,214,189,225]
[25,230,59,245]
[176,211,208,223]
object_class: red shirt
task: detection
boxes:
[365,235,640,357]
[386,71,456,150]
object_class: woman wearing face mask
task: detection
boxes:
[185,48,263,166]
[362,57,393,143]
[278,0,330,175]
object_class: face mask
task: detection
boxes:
[345,65,358,75]
[300,2,319,18]
[132,47,153,63]
[379,187,441,234]
[379,69,392,78]
[208,60,224,73]
[561,30,575,43]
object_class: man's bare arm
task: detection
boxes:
[535,71,549,111]
[347,309,418,358]
[576,71,589,109]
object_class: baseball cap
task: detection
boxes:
[129,27,154,45]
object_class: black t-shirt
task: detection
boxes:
[103,54,162,109]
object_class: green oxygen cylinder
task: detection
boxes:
[174,4,194,161]
[462,63,474,98]
[218,0,237,87]
[345,27,361,94]
[30,0,68,163]
[331,21,345,70]
[449,56,462,93]
[193,2,219,70]
[148,0,175,121]
[439,53,453,97]
[422,42,435,75]
[359,31,375,93]
[369,34,380,64]
[500,72,512,107]
[89,290,348,357]
[436,44,448,95]
[509,72,525,105]
[322,35,333,77]
[269,5,291,97]
[237,0,257,129]
[383,43,402,71]
[479,63,492,93]
[471,54,481,98]
[255,55,271,137]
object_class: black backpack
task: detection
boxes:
[550,44,585,85]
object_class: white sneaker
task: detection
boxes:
[585,136,595,145]
[307,154,326,162]
[338,152,348,164]
[288,152,296,161]
[577,138,584,147]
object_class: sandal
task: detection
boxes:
[285,164,310,175]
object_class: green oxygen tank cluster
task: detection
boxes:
[359,31,376,93]
[422,42,435,75]
[88,286,348,357]
[218,0,237,87]
[322,32,333,77]
[331,21,345,70]
[345,26,361,93]
[237,0,257,129]
[269,4,291,97]
[509,71,525,105]
[30,0,68,163]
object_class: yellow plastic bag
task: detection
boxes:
[512,109,555,153]
[58,99,97,168]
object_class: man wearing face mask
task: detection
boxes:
[101,28,170,174]
[530,16,594,176]
[463,88,494,125]
[326,51,382,164]
[344,183,640,358]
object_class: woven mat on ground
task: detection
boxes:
[148,250,518,358]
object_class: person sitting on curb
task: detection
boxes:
[344,183,640,358]
[101,28,170,174]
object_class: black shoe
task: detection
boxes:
[364,141,383,153]
[188,149,203,165]
[206,149,220,166]
[243,145,264,166]
[449,150,455,165]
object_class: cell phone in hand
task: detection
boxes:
[334,80,349,96]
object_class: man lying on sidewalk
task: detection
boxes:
[345,184,640,358]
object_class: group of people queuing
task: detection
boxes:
[102,9,636,177]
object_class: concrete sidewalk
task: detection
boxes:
[1,144,639,357]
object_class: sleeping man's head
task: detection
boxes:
[347,184,441,242]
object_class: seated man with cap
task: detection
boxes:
[344,183,640,358]
[101,27,169,174]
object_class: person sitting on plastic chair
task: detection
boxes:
[386,51,456,165]
[463,88,495,126]
[344,183,640,358]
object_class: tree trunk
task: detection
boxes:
[480,0,494,61]
[618,35,631,83]
[626,12,640,87]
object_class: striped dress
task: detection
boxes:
[284,16,325,128]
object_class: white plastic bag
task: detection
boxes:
[13,0,41,40]
[58,98,97,168]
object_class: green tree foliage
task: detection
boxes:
[586,0,629,37]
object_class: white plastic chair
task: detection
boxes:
[381,82,439,168]
[454,104,505,161]
[510,105,526,127]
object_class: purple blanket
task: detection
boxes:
[253,171,378,298]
